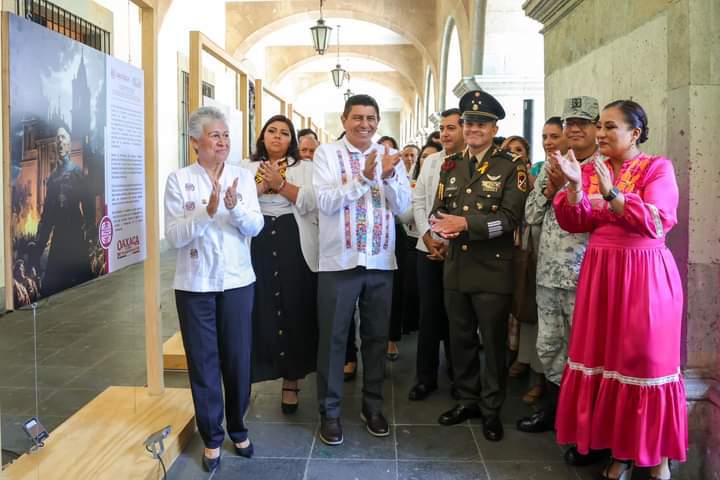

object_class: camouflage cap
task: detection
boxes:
[561,96,599,121]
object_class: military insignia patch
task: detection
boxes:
[487,174,501,181]
[478,161,490,175]
[481,180,501,193]
[438,182,444,200]
[517,168,528,192]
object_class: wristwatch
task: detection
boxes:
[603,187,620,202]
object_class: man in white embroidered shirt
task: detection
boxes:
[313,94,411,446]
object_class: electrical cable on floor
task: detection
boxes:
[145,445,167,480]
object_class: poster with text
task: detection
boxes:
[7,14,145,309]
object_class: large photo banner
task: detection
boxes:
[7,14,146,309]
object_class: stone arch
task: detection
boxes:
[226,3,437,68]
[438,15,464,111]
[285,71,414,111]
[269,47,423,99]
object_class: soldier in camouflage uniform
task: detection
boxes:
[516,97,602,463]
[430,89,528,442]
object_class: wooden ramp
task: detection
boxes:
[3,387,195,480]
[163,332,187,370]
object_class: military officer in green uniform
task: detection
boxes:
[430,89,528,442]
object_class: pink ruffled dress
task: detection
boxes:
[553,153,687,467]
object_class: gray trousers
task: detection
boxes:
[445,289,511,417]
[536,285,576,386]
[316,267,393,418]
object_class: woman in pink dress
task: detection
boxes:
[550,100,687,480]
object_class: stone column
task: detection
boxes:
[470,0,487,75]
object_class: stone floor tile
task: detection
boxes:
[305,459,396,480]
[398,460,489,480]
[396,425,480,461]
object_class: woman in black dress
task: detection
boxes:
[243,115,318,413]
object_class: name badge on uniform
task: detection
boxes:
[481,180,502,193]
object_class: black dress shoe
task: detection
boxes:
[408,383,437,401]
[516,409,555,433]
[563,446,609,466]
[482,415,504,442]
[438,404,482,426]
[319,416,343,445]
[202,453,221,472]
[450,385,461,400]
[361,409,390,437]
[234,441,254,458]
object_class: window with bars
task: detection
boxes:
[16,0,111,54]
[178,71,216,167]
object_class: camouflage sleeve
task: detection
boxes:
[466,162,528,241]
[525,165,550,226]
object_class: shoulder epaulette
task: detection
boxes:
[492,147,518,162]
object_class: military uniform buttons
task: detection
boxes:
[278,330,284,336]
[486,194,491,198]
[271,230,276,235]
[280,352,285,357]
[277,310,282,316]
[274,271,279,277]
[272,251,278,257]
[466,188,472,194]
[495,253,501,258]
[463,205,469,212]
[461,245,468,251]
[274,291,280,297]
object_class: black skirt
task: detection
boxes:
[250,213,318,383]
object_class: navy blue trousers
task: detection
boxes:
[175,285,254,448]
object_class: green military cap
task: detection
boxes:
[562,96,599,121]
[459,89,505,124]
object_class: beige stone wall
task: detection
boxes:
[544,11,668,156]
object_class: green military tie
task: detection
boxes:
[469,155,478,176]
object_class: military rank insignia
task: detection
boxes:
[517,167,528,193]
[438,182,445,200]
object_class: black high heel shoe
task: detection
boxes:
[281,387,300,414]
[234,440,254,458]
[202,452,221,472]
[598,459,633,480]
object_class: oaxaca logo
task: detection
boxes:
[99,216,113,249]
[116,235,141,260]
